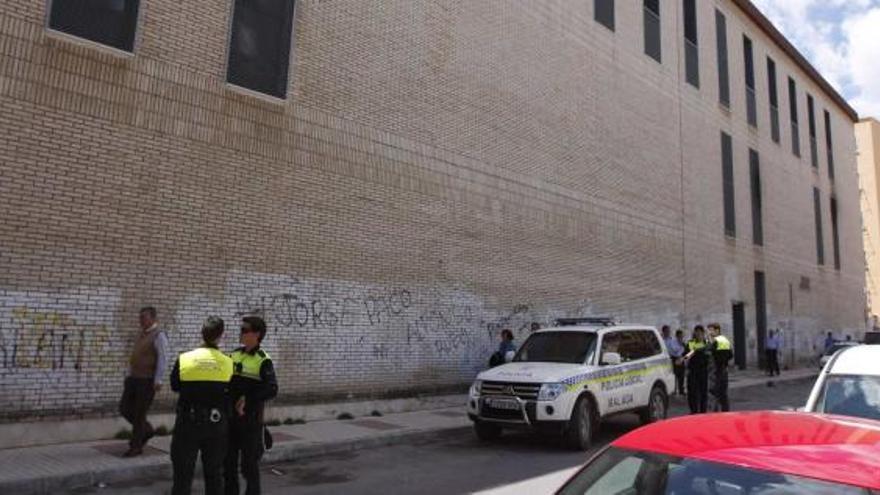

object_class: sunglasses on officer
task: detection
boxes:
[240,326,258,334]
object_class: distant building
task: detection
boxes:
[857,118,880,326]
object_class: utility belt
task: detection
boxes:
[177,405,226,424]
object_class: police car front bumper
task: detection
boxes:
[467,396,568,430]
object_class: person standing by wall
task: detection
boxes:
[225,316,278,495]
[684,326,710,414]
[708,324,733,412]
[662,326,685,396]
[119,306,169,457]
[765,329,781,376]
[170,316,234,495]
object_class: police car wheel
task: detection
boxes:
[565,396,595,451]
[474,421,502,441]
[640,385,668,425]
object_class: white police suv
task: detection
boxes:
[467,320,675,450]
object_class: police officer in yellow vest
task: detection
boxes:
[225,316,278,495]
[684,325,710,414]
[708,323,733,412]
[170,316,234,495]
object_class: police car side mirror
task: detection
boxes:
[504,350,516,363]
[601,352,621,366]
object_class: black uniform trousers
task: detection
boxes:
[712,367,730,412]
[687,365,708,414]
[673,359,686,395]
[225,421,264,495]
[766,349,781,376]
[171,411,228,495]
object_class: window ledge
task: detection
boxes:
[718,103,731,115]
[224,83,289,106]
[45,29,134,59]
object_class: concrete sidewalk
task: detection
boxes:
[0,368,818,495]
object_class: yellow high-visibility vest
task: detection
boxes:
[179,347,234,383]
[230,349,271,381]
[688,340,706,352]
[714,335,732,351]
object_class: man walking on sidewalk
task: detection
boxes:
[120,306,169,457]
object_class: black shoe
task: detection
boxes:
[122,447,143,458]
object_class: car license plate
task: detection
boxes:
[484,398,519,410]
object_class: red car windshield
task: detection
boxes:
[558,447,877,495]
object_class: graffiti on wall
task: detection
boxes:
[0,308,111,371]
[0,288,120,376]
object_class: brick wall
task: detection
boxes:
[0,0,865,421]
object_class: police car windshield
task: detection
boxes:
[820,375,880,421]
[513,331,596,364]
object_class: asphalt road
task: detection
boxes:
[75,378,815,495]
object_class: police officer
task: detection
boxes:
[225,316,278,495]
[684,325,710,414]
[170,316,234,495]
[708,324,733,412]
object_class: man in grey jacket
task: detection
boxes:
[119,306,169,457]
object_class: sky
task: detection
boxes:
[751,0,880,119]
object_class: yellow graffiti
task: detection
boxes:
[2,308,114,373]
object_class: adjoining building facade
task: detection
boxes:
[857,118,880,325]
[0,0,865,423]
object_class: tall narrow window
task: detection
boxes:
[825,110,835,179]
[814,187,825,265]
[595,0,615,31]
[644,0,661,62]
[227,0,297,99]
[743,36,757,127]
[807,94,818,168]
[789,77,800,157]
[684,0,699,88]
[750,149,763,246]
[767,57,780,143]
[715,10,729,107]
[722,132,736,237]
[48,0,140,52]
[831,197,841,270]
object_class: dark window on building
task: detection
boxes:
[789,77,800,157]
[743,36,757,127]
[750,149,763,246]
[831,197,841,270]
[595,0,615,31]
[825,110,835,179]
[48,0,140,52]
[684,0,699,88]
[644,0,661,62]
[767,57,780,143]
[722,132,736,237]
[227,0,297,99]
[808,94,818,168]
[715,10,729,107]
[814,187,825,265]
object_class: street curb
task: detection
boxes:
[0,424,472,495]
[1,374,818,494]
[728,372,818,391]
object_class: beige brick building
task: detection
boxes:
[0,0,865,422]
[858,118,880,323]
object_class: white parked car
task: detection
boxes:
[804,344,880,421]
[817,341,859,369]
[466,323,675,450]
